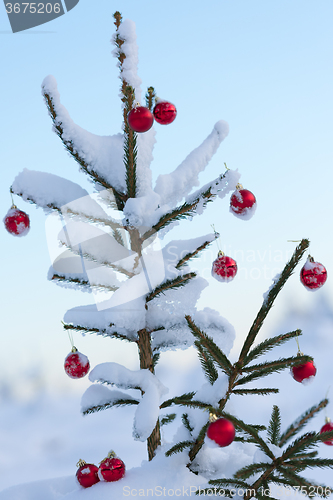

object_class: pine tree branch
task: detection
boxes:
[286,458,333,470]
[63,323,134,342]
[50,273,119,292]
[42,91,127,211]
[176,237,217,270]
[238,239,310,363]
[160,392,196,409]
[195,341,219,385]
[145,87,156,111]
[232,388,279,396]
[188,422,210,463]
[141,171,230,241]
[221,411,275,460]
[123,85,138,199]
[207,478,254,489]
[276,466,330,495]
[282,432,320,461]
[59,242,135,278]
[160,413,176,426]
[234,355,311,386]
[165,441,194,457]
[234,462,273,481]
[182,413,194,434]
[82,398,139,415]
[146,273,197,303]
[243,330,302,366]
[279,399,329,447]
[267,406,281,446]
[186,315,233,376]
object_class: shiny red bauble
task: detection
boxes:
[212,252,237,283]
[207,418,235,447]
[291,359,316,383]
[64,347,90,379]
[3,206,30,236]
[230,187,256,219]
[127,106,154,133]
[153,100,177,125]
[300,256,327,290]
[320,421,333,446]
[76,460,100,488]
[98,455,126,482]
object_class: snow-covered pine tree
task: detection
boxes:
[9,11,333,498]
[10,11,238,462]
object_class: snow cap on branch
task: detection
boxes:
[112,18,142,102]
[41,76,126,193]
[154,120,229,207]
[88,362,168,441]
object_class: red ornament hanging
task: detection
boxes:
[230,184,256,220]
[98,451,126,482]
[300,256,327,291]
[3,204,30,237]
[76,459,100,488]
[212,251,237,283]
[153,99,177,125]
[207,415,235,447]
[127,104,154,133]
[320,418,333,446]
[291,355,316,384]
[64,346,90,379]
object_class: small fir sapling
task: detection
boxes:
[9,11,333,498]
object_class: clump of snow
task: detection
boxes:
[154,121,229,207]
[12,169,90,210]
[193,307,235,356]
[112,19,142,102]
[263,273,281,303]
[86,363,168,441]
[41,76,126,193]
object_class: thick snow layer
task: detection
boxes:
[154,121,229,207]
[42,76,126,193]
[12,169,90,210]
[86,363,168,441]
[64,297,146,335]
[112,19,142,102]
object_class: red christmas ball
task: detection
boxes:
[207,418,235,447]
[3,206,30,236]
[291,359,316,384]
[212,252,237,283]
[300,256,327,290]
[153,100,177,125]
[76,460,100,488]
[98,454,126,482]
[127,106,154,133]
[320,421,333,446]
[64,347,90,379]
[230,187,256,219]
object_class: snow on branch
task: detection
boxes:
[41,75,127,197]
[81,385,139,415]
[11,169,90,211]
[88,362,168,441]
[112,18,142,102]
[154,120,229,207]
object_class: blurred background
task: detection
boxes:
[0,0,333,491]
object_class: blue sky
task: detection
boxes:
[1,0,333,394]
